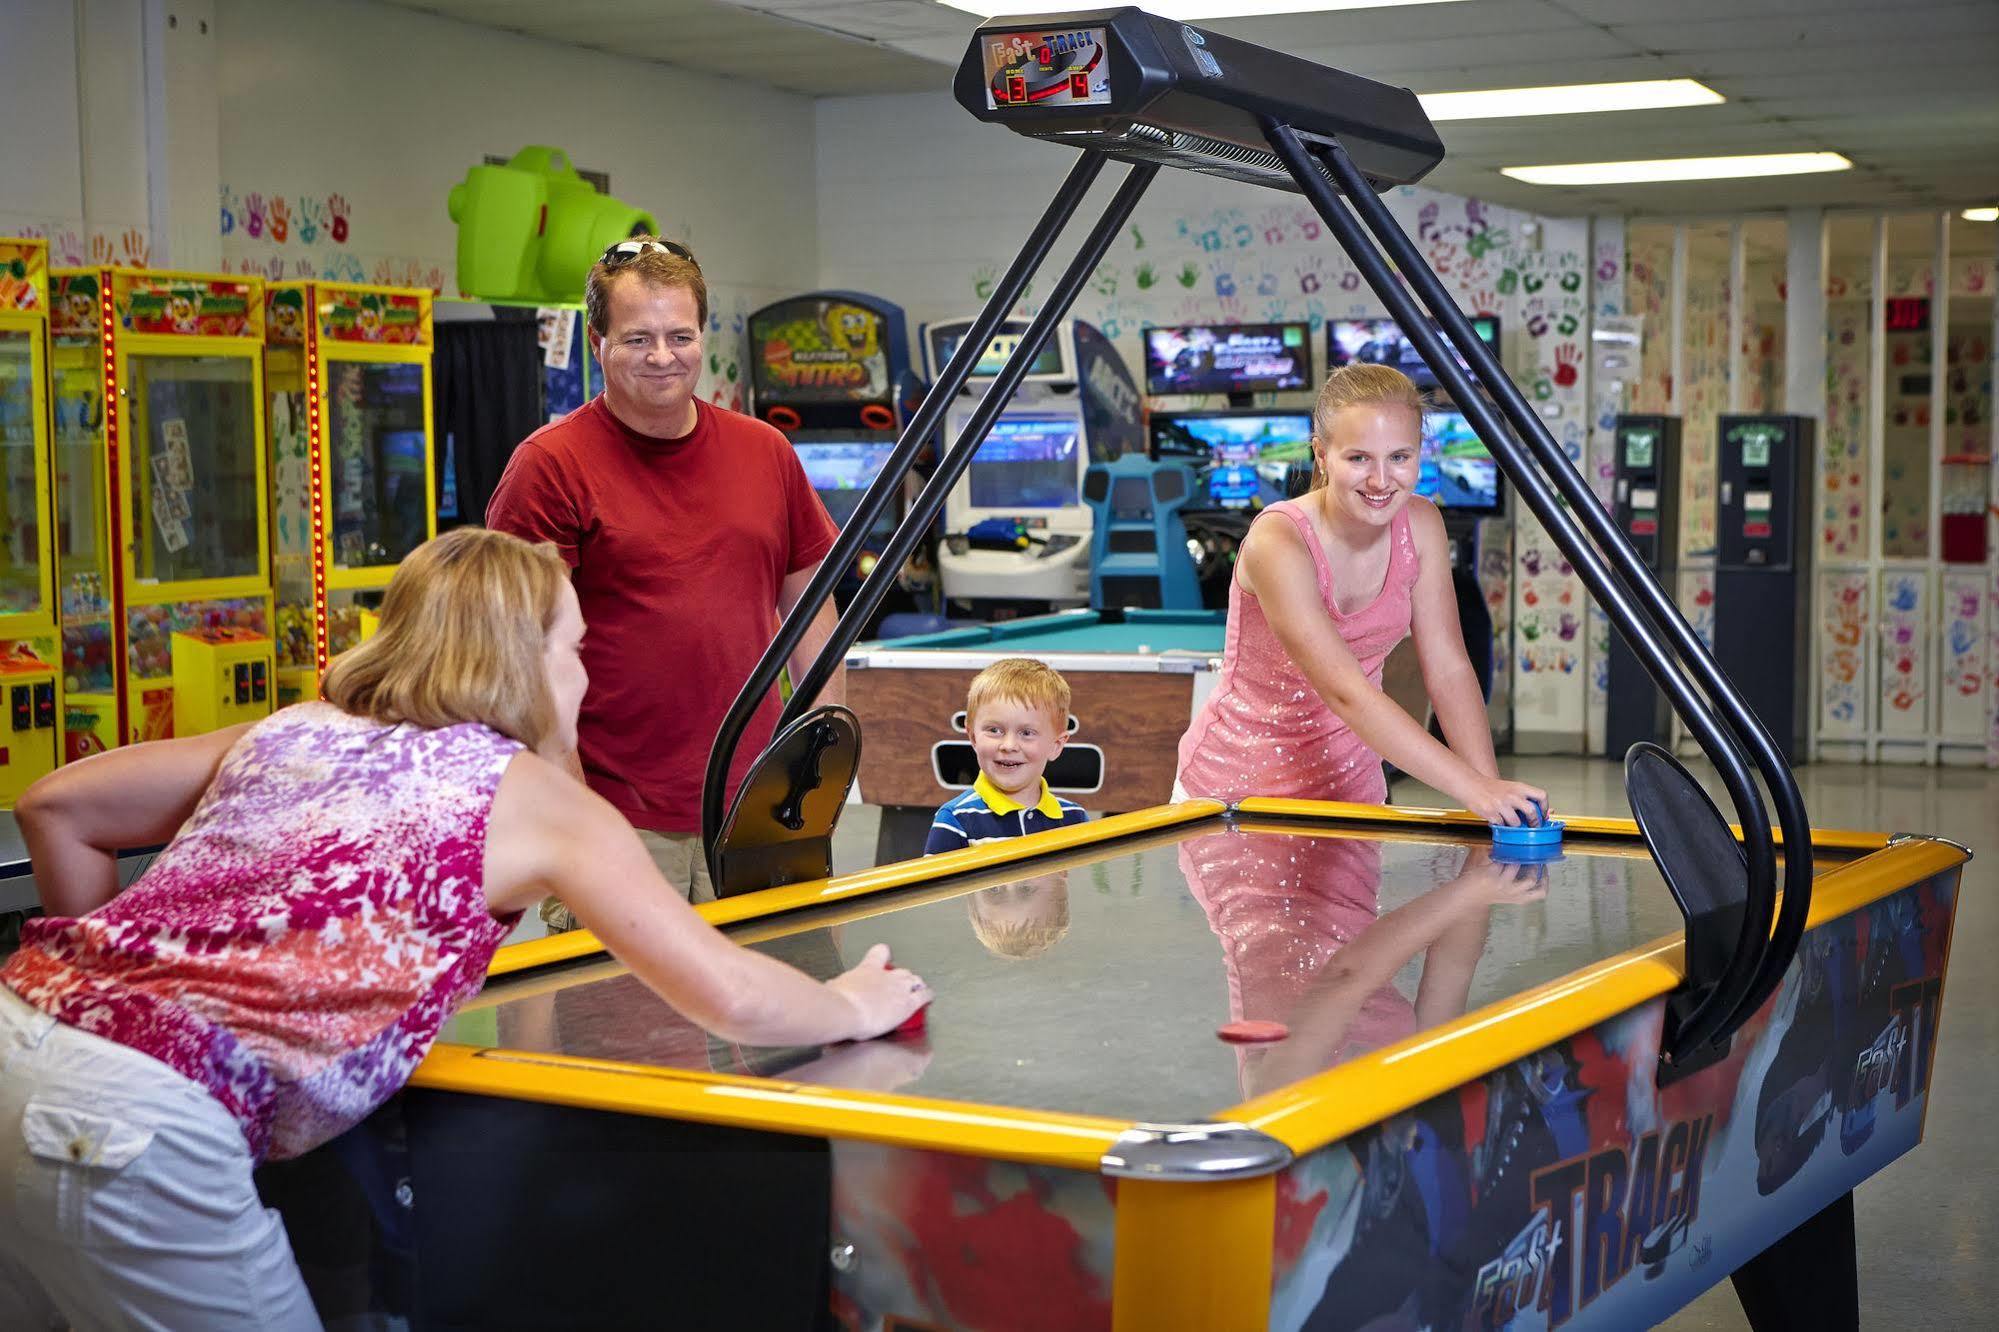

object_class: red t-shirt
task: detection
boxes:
[486,396,837,833]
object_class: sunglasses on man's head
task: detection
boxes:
[600,238,696,267]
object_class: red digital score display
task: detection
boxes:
[1885,298,1929,333]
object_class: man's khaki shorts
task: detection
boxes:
[538,829,716,933]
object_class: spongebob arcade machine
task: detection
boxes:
[746,292,924,625]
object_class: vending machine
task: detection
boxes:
[268,282,436,703]
[0,239,62,801]
[1603,415,1682,757]
[52,268,274,748]
[1713,414,1815,764]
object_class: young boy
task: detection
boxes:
[925,658,1089,855]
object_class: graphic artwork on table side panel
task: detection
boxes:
[1270,874,1957,1332]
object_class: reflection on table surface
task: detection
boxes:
[448,823,1863,1123]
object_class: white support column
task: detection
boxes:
[1785,209,1828,756]
[1670,224,1689,416]
[141,0,222,270]
[1867,215,1887,760]
[1929,211,1950,762]
[1784,209,1827,416]
[1727,221,1746,412]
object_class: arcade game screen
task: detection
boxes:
[1420,410,1503,512]
[930,328,1066,380]
[795,439,898,539]
[1149,411,1314,510]
[1143,323,1309,396]
[968,416,1080,509]
[1326,316,1501,390]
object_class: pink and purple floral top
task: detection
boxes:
[0,703,524,1162]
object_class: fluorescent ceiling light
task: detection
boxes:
[936,0,1469,19]
[1502,153,1853,186]
[1964,207,1999,223]
[1420,79,1722,122]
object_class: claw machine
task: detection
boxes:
[53,267,274,748]
[266,282,435,704]
[0,239,61,801]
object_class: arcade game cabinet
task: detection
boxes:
[1148,407,1316,605]
[51,268,274,748]
[747,293,924,632]
[267,283,437,705]
[0,239,63,801]
[925,316,1141,614]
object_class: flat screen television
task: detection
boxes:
[794,439,899,539]
[1325,315,1501,389]
[1149,410,1314,510]
[927,322,1068,381]
[968,415,1082,509]
[1419,410,1505,514]
[1142,322,1310,396]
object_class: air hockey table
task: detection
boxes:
[847,607,1226,814]
[261,800,1968,1331]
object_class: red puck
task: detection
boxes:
[1217,1020,1289,1044]
[893,1003,929,1036]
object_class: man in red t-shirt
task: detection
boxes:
[487,239,841,909]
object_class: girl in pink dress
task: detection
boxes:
[0,528,929,1331]
[1177,364,1547,825]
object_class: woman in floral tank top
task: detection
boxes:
[0,527,929,1331]
[1176,364,1548,826]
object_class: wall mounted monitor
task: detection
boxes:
[1148,410,1314,510]
[1142,322,1310,396]
[794,439,899,539]
[1418,409,1505,514]
[925,319,1070,382]
[968,415,1082,508]
[1326,315,1501,390]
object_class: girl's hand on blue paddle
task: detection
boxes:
[1470,779,1550,828]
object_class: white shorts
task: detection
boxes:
[0,985,322,1331]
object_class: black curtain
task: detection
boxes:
[434,320,544,531]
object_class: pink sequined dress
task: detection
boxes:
[1175,499,1419,806]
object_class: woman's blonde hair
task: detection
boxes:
[1310,363,1427,491]
[321,527,570,748]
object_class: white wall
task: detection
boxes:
[0,0,151,263]
[214,0,818,409]
[2,0,823,412]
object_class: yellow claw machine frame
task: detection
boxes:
[0,239,62,803]
[266,282,436,704]
[51,267,274,749]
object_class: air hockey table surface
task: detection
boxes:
[387,800,1965,1332]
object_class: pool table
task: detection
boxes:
[847,607,1227,812]
[259,800,1968,1331]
